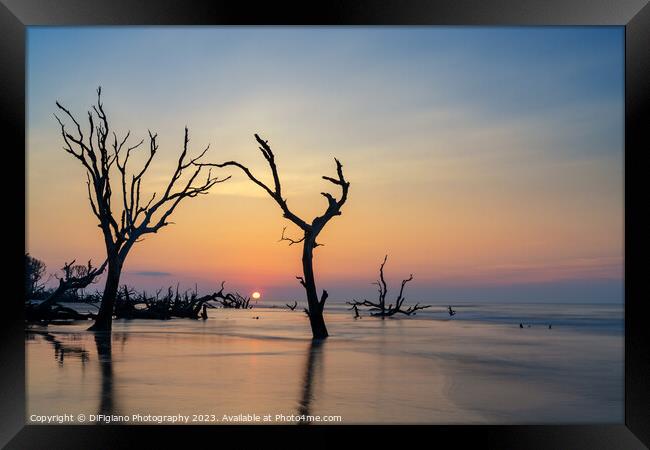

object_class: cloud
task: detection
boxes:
[131,270,173,277]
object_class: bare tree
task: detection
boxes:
[55,87,229,331]
[198,134,349,339]
[347,255,431,317]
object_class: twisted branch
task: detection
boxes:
[346,255,430,317]
[55,87,229,261]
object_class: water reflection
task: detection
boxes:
[94,332,116,421]
[297,339,325,424]
[27,330,89,366]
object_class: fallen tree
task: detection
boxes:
[346,255,431,318]
[113,282,251,320]
[25,259,106,323]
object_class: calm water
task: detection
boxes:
[26,302,623,424]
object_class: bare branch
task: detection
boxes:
[286,301,298,311]
[195,134,310,231]
[38,259,108,311]
[319,290,328,308]
[279,226,305,246]
[346,255,429,317]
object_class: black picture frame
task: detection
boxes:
[1,1,648,448]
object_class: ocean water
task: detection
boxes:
[26,302,623,424]
[257,300,624,334]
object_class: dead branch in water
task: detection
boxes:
[113,281,252,320]
[346,255,431,317]
[286,301,298,311]
[26,259,107,323]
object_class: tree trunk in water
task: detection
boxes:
[88,258,122,332]
[302,240,328,339]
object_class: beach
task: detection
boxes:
[26,302,623,424]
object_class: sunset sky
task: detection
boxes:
[26,27,624,303]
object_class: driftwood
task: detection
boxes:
[346,255,431,317]
[25,259,106,323]
[217,287,252,309]
[113,281,251,320]
[114,285,214,320]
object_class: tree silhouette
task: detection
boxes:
[198,134,349,339]
[346,255,431,317]
[25,253,47,300]
[27,259,106,322]
[55,87,229,331]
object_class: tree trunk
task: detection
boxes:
[88,257,122,332]
[302,238,328,339]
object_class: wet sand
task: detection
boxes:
[26,307,623,424]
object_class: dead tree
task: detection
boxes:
[26,259,106,322]
[55,87,229,331]
[346,255,431,317]
[198,134,349,339]
[286,301,298,311]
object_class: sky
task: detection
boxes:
[26,27,624,303]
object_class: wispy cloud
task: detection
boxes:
[130,270,173,277]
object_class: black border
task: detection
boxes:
[1,1,648,448]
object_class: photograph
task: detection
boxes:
[23,25,627,427]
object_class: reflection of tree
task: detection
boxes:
[115,332,129,351]
[94,332,116,420]
[297,340,325,424]
[28,330,89,366]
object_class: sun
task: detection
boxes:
[252,291,261,300]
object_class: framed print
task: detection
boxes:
[1,0,649,448]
